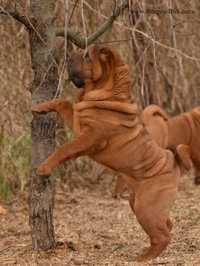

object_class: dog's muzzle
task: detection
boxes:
[68,62,85,88]
[69,74,85,88]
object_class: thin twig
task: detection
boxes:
[54,0,69,99]
[55,0,129,48]
[0,246,14,254]
[68,0,79,25]
[76,0,200,61]
[0,7,31,29]
[97,38,131,44]
[81,0,88,52]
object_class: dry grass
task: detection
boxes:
[0,175,199,266]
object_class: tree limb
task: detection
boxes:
[55,0,129,48]
[0,7,31,30]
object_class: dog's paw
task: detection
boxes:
[31,104,42,112]
[136,251,153,262]
[31,104,48,113]
[37,163,52,176]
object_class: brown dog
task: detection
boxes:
[142,105,200,182]
[32,45,184,262]
[114,104,200,197]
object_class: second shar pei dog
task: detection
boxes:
[32,45,186,262]
[114,104,200,197]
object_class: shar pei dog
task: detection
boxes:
[32,45,186,262]
[114,104,200,197]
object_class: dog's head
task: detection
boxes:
[68,45,123,87]
[68,45,131,101]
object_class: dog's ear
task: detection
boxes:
[98,47,124,67]
[88,45,124,81]
[98,47,121,89]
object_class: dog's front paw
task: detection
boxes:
[37,163,52,176]
[31,104,48,113]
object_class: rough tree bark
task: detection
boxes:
[28,0,58,250]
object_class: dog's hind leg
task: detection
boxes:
[176,144,193,171]
[133,185,176,262]
[192,162,200,185]
[177,145,200,185]
[134,210,171,262]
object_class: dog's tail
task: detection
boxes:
[141,104,170,124]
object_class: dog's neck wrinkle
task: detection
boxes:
[82,64,134,103]
[111,65,133,103]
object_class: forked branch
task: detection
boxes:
[56,0,129,48]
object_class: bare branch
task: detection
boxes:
[68,0,79,25]
[75,1,200,63]
[56,27,85,47]
[56,0,129,48]
[0,7,31,30]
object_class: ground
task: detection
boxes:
[0,174,199,266]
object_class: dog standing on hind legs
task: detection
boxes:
[32,45,186,262]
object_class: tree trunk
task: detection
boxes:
[28,0,58,250]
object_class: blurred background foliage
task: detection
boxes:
[0,0,200,200]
